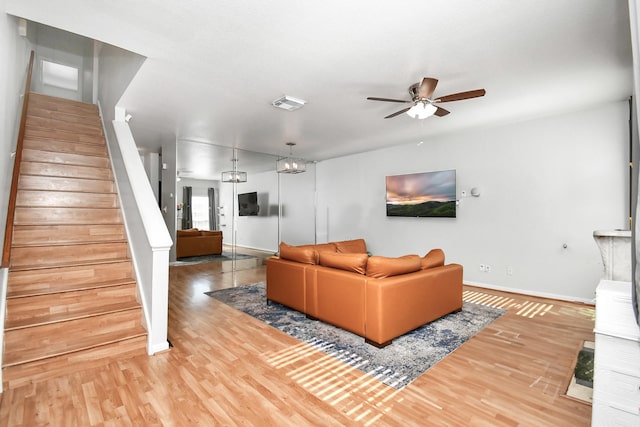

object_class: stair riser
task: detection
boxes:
[3,309,144,366]
[20,161,112,180]
[12,224,127,245]
[10,242,130,268]
[22,148,110,168]
[25,127,104,145]
[16,190,119,209]
[24,138,108,156]
[6,284,138,327]
[8,262,134,296]
[27,116,103,136]
[27,108,102,127]
[18,175,115,193]
[14,207,121,226]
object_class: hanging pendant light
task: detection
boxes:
[276,142,306,174]
[221,149,247,183]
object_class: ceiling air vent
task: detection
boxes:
[272,95,306,111]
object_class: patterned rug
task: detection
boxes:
[206,282,504,389]
[171,252,255,266]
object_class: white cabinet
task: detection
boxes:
[592,280,640,426]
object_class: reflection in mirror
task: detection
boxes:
[176,140,279,272]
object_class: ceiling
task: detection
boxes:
[6,0,634,179]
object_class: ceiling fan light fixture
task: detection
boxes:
[406,102,437,119]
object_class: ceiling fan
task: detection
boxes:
[367,77,486,119]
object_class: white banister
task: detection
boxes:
[107,118,173,355]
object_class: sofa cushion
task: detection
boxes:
[311,242,337,253]
[421,249,445,270]
[318,251,368,274]
[366,254,422,278]
[176,228,200,237]
[334,239,367,254]
[279,242,317,265]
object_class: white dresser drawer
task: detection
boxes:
[592,368,640,413]
[592,398,639,426]
[594,334,640,377]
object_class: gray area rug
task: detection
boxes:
[206,282,505,389]
[171,252,255,266]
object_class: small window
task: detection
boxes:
[42,60,78,91]
[192,196,211,230]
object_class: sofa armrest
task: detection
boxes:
[365,263,463,345]
[266,257,308,313]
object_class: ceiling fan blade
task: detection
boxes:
[434,89,486,103]
[367,97,411,103]
[418,77,438,99]
[434,106,450,117]
[384,107,411,119]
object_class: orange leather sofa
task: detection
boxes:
[176,229,223,258]
[266,239,463,347]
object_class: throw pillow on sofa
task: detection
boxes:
[334,238,367,254]
[279,242,317,264]
[318,251,368,274]
[421,249,445,270]
[366,254,422,278]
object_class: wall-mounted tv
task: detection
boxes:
[386,170,456,218]
[238,191,259,216]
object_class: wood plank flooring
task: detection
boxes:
[0,253,594,426]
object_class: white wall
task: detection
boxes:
[161,139,177,261]
[279,163,317,245]
[0,10,32,258]
[317,101,629,302]
[232,170,279,252]
[30,23,94,102]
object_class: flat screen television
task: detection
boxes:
[386,169,456,218]
[238,191,259,216]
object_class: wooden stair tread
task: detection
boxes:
[24,135,108,151]
[25,123,102,138]
[22,148,111,167]
[27,107,102,125]
[29,93,98,110]
[5,301,142,331]
[7,278,137,299]
[19,172,114,182]
[11,239,127,248]
[10,257,132,272]
[25,127,106,145]
[3,318,146,367]
[2,335,147,389]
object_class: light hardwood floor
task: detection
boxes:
[0,253,594,426]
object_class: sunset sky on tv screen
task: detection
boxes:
[386,170,456,205]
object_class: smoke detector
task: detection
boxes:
[272,95,306,111]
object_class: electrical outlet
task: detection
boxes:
[479,264,485,272]
[507,266,514,276]
[485,264,492,273]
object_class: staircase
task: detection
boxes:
[2,93,147,388]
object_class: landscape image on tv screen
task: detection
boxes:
[386,170,456,218]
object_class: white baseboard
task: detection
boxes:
[464,280,595,305]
